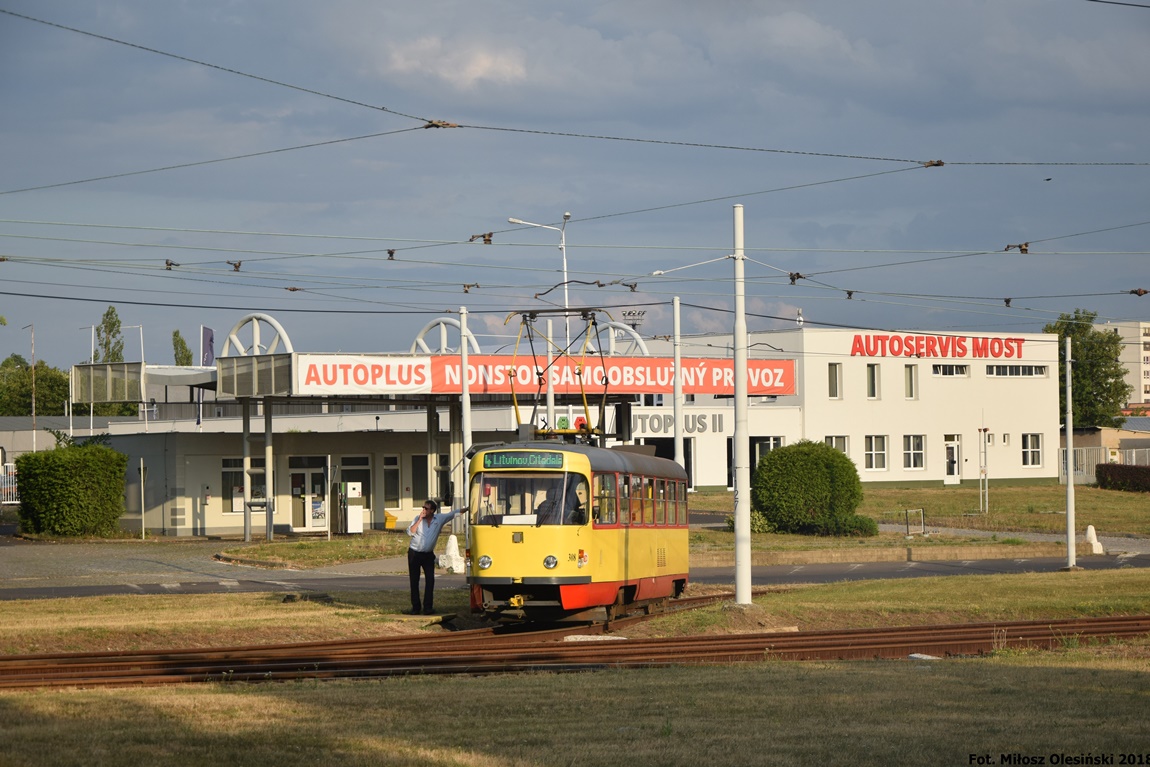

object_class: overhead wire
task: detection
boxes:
[0,8,431,123]
[0,127,426,196]
[2,8,1146,335]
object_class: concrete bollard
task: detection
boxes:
[439,533,466,573]
[1083,525,1104,555]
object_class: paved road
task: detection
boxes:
[1,528,1147,601]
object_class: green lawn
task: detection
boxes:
[692,483,1150,536]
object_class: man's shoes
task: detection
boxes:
[422,609,435,615]
[403,609,421,615]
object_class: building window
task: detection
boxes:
[902,435,925,469]
[828,363,842,399]
[932,364,969,377]
[221,457,266,514]
[864,435,887,470]
[904,364,918,400]
[866,364,880,399]
[986,365,1047,377]
[825,435,847,453]
[751,436,784,465]
[1022,433,1042,467]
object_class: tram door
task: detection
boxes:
[290,469,329,530]
[944,437,962,486]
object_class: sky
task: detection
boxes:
[0,0,1147,371]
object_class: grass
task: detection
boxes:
[2,482,1147,765]
[1,571,1149,766]
[2,658,1149,767]
[223,531,412,568]
[693,483,1150,536]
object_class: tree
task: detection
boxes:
[91,306,137,417]
[1043,309,1132,428]
[0,354,70,417]
[172,330,193,366]
[95,306,125,364]
[748,440,875,537]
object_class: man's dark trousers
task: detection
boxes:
[408,548,436,613]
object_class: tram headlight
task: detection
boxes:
[543,555,558,569]
[478,555,492,570]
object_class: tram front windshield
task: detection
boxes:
[469,472,588,526]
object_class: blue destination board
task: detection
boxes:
[482,451,565,469]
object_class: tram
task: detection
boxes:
[466,441,689,622]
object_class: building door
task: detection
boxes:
[290,468,328,531]
[641,437,694,488]
[944,437,961,486]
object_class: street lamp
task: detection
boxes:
[508,213,573,429]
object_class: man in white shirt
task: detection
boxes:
[406,499,464,615]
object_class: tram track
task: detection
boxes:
[1,614,1147,690]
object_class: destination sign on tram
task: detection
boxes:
[482,451,565,470]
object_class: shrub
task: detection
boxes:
[751,440,871,536]
[15,445,128,536]
[1095,463,1150,493]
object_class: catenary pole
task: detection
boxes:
[1065,336,1077,569]
[673,297,684,468]
[733,205,751,604]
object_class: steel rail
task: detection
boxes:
[1,615,1148,690]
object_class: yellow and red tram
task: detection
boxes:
[466,441,689,622]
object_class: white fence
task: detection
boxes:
[1060,447,1150,485]
[1,463,17,505]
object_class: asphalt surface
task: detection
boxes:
[1,518,1147,601]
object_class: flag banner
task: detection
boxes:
[201,327,215,367]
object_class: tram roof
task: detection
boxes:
[488,441,688,481]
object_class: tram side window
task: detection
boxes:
[593,473,617,525]
[641,476,654,526]
[618,474,631,526]
[666,479,677,526]
[631,474,645,525]
[671,480,680,528]
[654,479,666,525]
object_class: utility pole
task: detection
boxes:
[732,205,751,605]
[1064,336,1077,569]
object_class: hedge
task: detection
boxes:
[15,445,128,536]
[1095,463,1150,493]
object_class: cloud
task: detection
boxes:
[382,37,527,89]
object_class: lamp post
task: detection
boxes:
[508,213,573,430]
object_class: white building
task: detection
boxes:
[1097,320,1150,408]
[635,328,1062,489]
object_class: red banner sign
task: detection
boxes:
[295,354,795,396]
